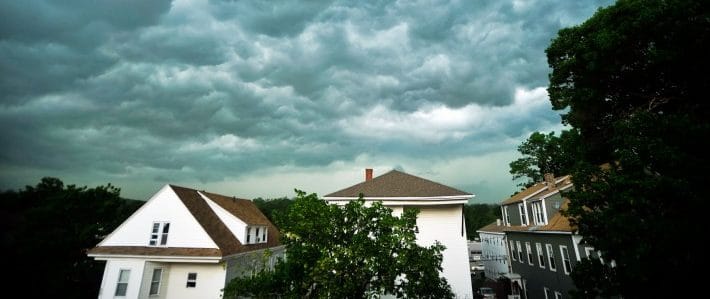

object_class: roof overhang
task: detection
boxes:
[323,195,472,206]
[88,254,222,263]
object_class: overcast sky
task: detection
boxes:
[0,0,612,203]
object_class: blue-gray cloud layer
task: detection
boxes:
[0,0,612,201]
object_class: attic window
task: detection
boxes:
[246,226,268,244]
[149,222,170,246]
[186,272,197,288]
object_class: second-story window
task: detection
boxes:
[509,240,516,261]
[149,222,170,246]
[560,246,572,274]
[536,243,546,268]
[518,203,527,225]
[516,241,523,264]
[503,206,510,225]
[546,244,557,271]
[526,242,534,266]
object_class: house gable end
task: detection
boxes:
[98,184,218,249]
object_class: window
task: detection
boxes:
[149,268,162,295]
[509,241,516,261]
[546,244,556,271]
[186,272,197,288]
[518,203,527,225]
[115,269,130,296]
[516,241,523,264]
[246,226,268,244]
[526,242,534,265]
[532,201,545,224]
[544,287,551,299]
[560,246,572,274]
[537,243,546,268]
[504,206,510,225]
[149,222,169,246]
[555,291,563,299]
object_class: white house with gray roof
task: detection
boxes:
[323,169,474,298]
[88,184,283,299]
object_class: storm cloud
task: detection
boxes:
[0,0,612,202]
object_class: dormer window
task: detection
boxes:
[531,201,545,225]
[245,225,267,244]
[149,222,170,246]
[518,203,528,225]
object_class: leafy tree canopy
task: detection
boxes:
[509,129,580,187]
[225,190,453,299]
[0,177,143,299]
[252,196,293,223]
[542,0,709,297]
[464,203,501,240]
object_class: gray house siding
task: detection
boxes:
[505,204,522,226]
[507,232,577,299]
[224,246,286,284]
[543,193,566,218]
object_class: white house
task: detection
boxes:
[88,184,283,299]
[323,169,474,298]
[477,220,510,280]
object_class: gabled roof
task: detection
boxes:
[324,170,471,198]
[503,199,574,233]
[89,185,280,258]
[501,175,572,205]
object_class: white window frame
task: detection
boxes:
[504,206,511,226]
[148,222,170,247]
[246,226,268,244]
[537,243,546,268]
[516,241,523,264]
[518,203,527,225]
[186,272,197,288]
[509,240,516,261]
[149,268,163,296]
[544,287,551,299]
[532,201,545,225]
[546,244,557,271]
[526,242,534,265]
[560,245,572,274]
[555,291,563,299]
[115,269,130,297]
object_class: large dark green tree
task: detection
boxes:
[0,177,143,298]
[464,203,501,240]
[544,0,709,297]
[509,129,580,187]
[224,190,453,299]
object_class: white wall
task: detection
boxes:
[98,259,146,299]
[100,185,218,249]
[163,263,226,299]
[479,232,509,279]
[415,205,473,299]
[200,193,248,244]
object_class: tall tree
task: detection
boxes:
[252,196,293,223]
[0,177,143,299]
[464,204,501,240]
[509,129,580,187]
[224,190,453,299]
[545,0,709,297]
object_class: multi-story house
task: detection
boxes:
[88,184,283,299]
[498,174,602,299]
[477,219,510,280]
[323,169,473,298]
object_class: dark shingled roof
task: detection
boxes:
[503,199,574,233]
[324,170,471,198]
[477,221,507,233]
[501,175,572,205]
[90,185,280,258]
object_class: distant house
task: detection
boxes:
[477,219,510,280]
[323,169,474,298]
[88,185,283,299]
[498,174,605,299]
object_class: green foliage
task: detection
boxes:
[225,190,454,299]
[543,0,709,297]
[0,177,143,299]
[252,196,293,223]
[463,204,501,240]
[509,130,580,187]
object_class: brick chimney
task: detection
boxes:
[544,173,556,191]
[365,168,373,181]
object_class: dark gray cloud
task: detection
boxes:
[0,0,613,201]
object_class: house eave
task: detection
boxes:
[88,253,222,263]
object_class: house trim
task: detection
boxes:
[90,255,221,263]
[323,195,472,200]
